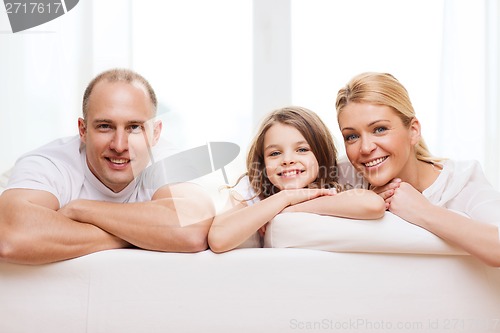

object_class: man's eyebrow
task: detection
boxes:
[92,119,113,124]
[126,120,147,125]
[92,119,147,124]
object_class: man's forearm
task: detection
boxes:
[0,190,129,265]
[60,183,215,252]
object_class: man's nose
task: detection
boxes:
[110,129,129,153]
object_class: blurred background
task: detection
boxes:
[1,0,499,206]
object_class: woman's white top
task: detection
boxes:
[337,157,500,237]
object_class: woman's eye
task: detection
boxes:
[374,127,387,134]
[344,134,359,142]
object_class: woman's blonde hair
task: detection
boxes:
[238,106,340,200]
[336,72,443,164]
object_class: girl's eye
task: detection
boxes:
[297,147,309,153]
[269,151,281,157]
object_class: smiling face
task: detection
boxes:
[338,102,420,187]
[263,123,319,190]
[79,80,162,192]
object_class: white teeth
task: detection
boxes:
[109,158,128,164]
[364,157,386,167]
[281,170,301,177]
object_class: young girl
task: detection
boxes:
[208,106,385,253]
[336,72,500,266]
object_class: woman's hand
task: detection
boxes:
[384,181,434,223]
[371,178,401,201]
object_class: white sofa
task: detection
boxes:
[1,211,500,333]
[2,167,500,333]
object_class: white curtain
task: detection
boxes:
[0,2,92,173]
[485,0,500,189]
[438,0,499,189]
[1,0,498,189]
[438,0,485,169]
[289,0,498,189]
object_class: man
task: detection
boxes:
[0,68,215,264]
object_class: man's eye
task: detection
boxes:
[97,124,111,130]
[129,125,143,133]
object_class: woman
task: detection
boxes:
[335,72,500,266]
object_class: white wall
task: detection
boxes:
[0,0,92,172]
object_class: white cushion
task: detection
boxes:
[264,212,467,255]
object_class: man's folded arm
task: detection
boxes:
[0,188,130,265]
[58,182,215,253]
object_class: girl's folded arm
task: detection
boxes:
[208,193,290,253]
[285,188,385,219]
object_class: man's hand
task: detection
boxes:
[54,183,214,253]
[58,200,81,221]
[0,189,130,264]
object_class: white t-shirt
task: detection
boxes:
[337,157,500,228]
[231,175,259,206]
[424,159,500,226]
[7,135,171,207]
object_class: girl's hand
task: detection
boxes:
[250,188,335,237]
[280,188,335,206]
[385,181,433,223]
[258,224,267,237]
